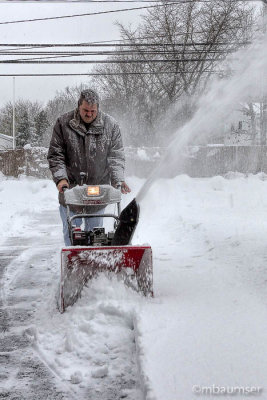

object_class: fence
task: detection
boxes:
[125,145,267,178]
[0,147,50,178]
[1,145,267,179]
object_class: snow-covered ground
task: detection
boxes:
[1,172,267,399]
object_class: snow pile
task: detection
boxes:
[134,173,267,399]
[136,148,150,161]
[1,175,58,243]
[35,275,144,399]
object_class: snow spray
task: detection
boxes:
[136,33,267,203]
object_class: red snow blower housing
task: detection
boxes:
[59,180,153,312]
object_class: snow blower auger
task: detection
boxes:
[59,179,153,312]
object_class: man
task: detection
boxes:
[47,89,130,245]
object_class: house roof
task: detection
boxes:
[0,133,13,142]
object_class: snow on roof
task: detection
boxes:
[0,133,13,142]
[0,133,13,150]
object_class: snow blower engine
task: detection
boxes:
[59,174,153,312]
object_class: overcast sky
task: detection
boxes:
[0,2,146,108]
[0,1,263,109]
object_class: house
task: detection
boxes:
[0,133,13,151]
[223,104,261,146]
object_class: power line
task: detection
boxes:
[0,0,261,26]
[0,0,263,2]
[0,49,236,62]
[0,55,228,62]
[0,41,250,47]
[0,58,229,64]
[0,40,248,62]
[0,50,236,56]
[0,71,226,77]
[0,2,181,25]
[0,22,257,52]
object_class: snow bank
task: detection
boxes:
[1,175,58,243]
[133,173,267,399]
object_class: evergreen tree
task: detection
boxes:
[0,100,47,148]
[16,109,31,148]
[34,110,49,146]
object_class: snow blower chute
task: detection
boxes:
[59,181,153,312]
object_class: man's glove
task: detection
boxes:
[57,179,69,193]
[120,181,131,194]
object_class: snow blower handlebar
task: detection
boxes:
[69,213,120,224]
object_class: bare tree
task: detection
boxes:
[93,0,258,146]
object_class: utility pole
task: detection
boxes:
[261,0,267,145]
[12,77,16,150]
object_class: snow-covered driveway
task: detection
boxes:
[0,209,70,399]
[0,177,142,399]
[1,174,267,399]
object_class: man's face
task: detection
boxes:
[79,100,98,124]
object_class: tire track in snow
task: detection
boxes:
[0,228,73,399]
[0,210,144,399]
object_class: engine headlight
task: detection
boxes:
[87,186,100,196]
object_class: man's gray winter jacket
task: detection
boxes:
[47,108,125,205]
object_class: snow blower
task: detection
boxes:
[59,179,153,312]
